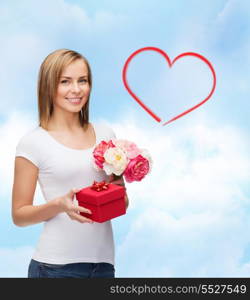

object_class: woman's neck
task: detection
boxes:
[47,113,85,133]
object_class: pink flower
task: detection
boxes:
[113,139,141,159]
[124,154,150,183]
[93,140,115,169]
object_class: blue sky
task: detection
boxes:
[0,0,249,277]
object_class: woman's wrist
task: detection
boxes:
[53,196,64,213]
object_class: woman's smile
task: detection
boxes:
[65,97,83,105]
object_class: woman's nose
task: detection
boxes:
[71,82,81,93]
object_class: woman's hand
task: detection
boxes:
[109,174,125,186]
[57,188,93,224]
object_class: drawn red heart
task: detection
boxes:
[122,47,216,126]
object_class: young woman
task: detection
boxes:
[12,49,129,278]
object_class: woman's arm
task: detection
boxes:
[12,157,92,227]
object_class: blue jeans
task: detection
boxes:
[28,259,115,278]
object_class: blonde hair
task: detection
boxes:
[38,49,92,130]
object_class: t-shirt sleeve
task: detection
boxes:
[98,122,117,141]
[15,133,40,168]
[109,126,117,140]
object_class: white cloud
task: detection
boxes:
[103,112,250,277]
[0,0,127,38]
[0,246,34,278]
[0,0,128,112]
[217,0,250,24]
[107,113,250,212]
[115,207,250,277]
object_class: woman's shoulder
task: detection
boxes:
[16,126,45,149]
[15,126,46,167]
[92,121,116,140]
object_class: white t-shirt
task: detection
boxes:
[15,122,116,265]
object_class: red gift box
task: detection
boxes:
[76,181,126,223]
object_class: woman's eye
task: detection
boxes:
[79,79,88,83]
[60,79,88,84]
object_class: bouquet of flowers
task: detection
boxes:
[92,138,153,183]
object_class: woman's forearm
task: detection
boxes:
[125,193,129,209]
[13,197,63,227]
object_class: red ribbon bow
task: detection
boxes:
[90,180,110,192]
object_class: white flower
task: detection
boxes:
[103,146,128,176]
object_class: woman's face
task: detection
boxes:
[54,59,90,114]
